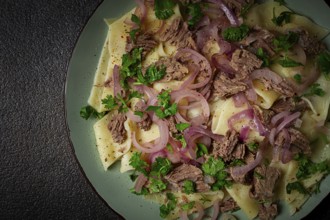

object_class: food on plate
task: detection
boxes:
[80,0,330,219]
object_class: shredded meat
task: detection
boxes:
[223,0,253,16]
[241,27,276,56]
[135,101,152,131]
[212,130,245,161]
[165,163,210,192]
[288,128,311,155]
[253,105,275,125]
[159,18,197,49]
[295,29,325,56]
[260,77,295,97]
[230,49,263,77]
[212,73,248,99]
[271,97,308,113]
[259,203,278,220]
[167,116,178,134]
[155,57,188,81]
[108,112,127,144]
[126,33,158,58]
[229,152,255,185]
[219,198,239,213]
[250,165,280,202]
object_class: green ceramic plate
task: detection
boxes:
[65,0,330,219]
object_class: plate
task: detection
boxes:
[65,0,330,219]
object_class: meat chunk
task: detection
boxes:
[212,130,245,161]
[230,49,263,77]
[223,0,253,16]
[253,105,275,125]
[229,152,255,185]
[126,33,158,58]
[212,73,248,99]
[250,165,280,202]
[165,163,210,192]
[295,29,325,56]
[135,101,152,131]
[155,57,188,81]
[219,198,239,213]
[271,97,308,114]
[261,77,295,97]
[159,18,197,49]
[167,116,178,134]
[288,128,311,155]
[108,112,127,144]
[258,203,278,220]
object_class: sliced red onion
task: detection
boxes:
[184,126,223,142]
[126,109,144,122]
[233,92,248,107]
[253,113,268,136]
[239,126,250,142]
[198,136,212,148]
[195,202,205,220]
[212,53,234,75]
[251,68,283,84]
[276,112,301,133]
[228,109,254,129]
[134,0,147,23]
[134,173,148,193]
[175,48,212,89]
[132,119,169,153]
[281,148,293,164]
[269,128,276,146]
[179,64,200,90]
[171,89,210,126]
[231,150,263,177]
[196,156,206,164]
[245,80,258,102]
[209,0,239,26]
[271,111,291,126]
[180,211,189,220]
[211,199,220,220]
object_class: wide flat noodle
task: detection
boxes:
[245,1,329,40]
[93,111,132,170]
[145,191,224,220]
[226,184,259,219]
[252,79,280,109]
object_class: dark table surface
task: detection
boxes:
[0,0,329,219]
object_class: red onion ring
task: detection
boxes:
[179,64,200,90]
[271,111,291,126]
[208,0,239,26]
[251,68,283,84]
[276,112,301,133]
[211,199,220,220]
[231,150,263,177]
[132,119,169,153]
[184,126,223,143]
[228,109,254,129]
[269,128,276,146]
[195,202,205,220]
[149,150,166,164]
[126,109,144,122]
[239,126,250,142]
[134,173,148,193]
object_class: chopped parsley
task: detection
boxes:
[272,31,299,52]
[293,74,302,84]
[272,9,293,26]
[149,177,167,193]
[120,48,143,88]
[136,64,167,85]
[222,24,250,42]
[200,194,211,204]
[185,2,203,28]
[160,193,177,218]
[129,152,149,176]
[256,48,270,67]
[129,173,138,182]
[175,134,187,148]
[80,105,106,120]
[294,154,329,180]
[134,111,144,118]
[303,83,326,97]
[146,90,178,119]
[182,180,196,194]
[202,156,225,176]
[230,159,245,167]
[196,143,208,158]
[101,91,143,113]
[278,56,303,67]
[129,14,141,43]
[181,201,195,211]
[175,123,191,131]
[150,157,173,177]
[247,142,259,152]
[286,181,309,195]
[316,51,330,80]
[130,187,149,195]
[154,0,176,20]
[101,95,118,111]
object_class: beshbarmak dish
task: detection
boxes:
[80,0,330,219]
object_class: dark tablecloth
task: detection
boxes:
[0,0,329,219]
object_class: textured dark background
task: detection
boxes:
[0,0,329,219]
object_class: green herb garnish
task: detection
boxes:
[129,152,149,176]
[278,56,303,67]
[303,83,326,97]
[272,9,293,26]
[196,143,208,158]
[181,201,195,211]
[286,181,309,194]
[175,123,191,131]
[182,180,196,194]
[272,31,299,52]
[316,51,330,80]
[160,193,177,218]
[80,105,106,120]
[154,0,176,20]
[256,48,270,67]
[222,24,250,42]
[293,74,302,84]
[150,157,173,177]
